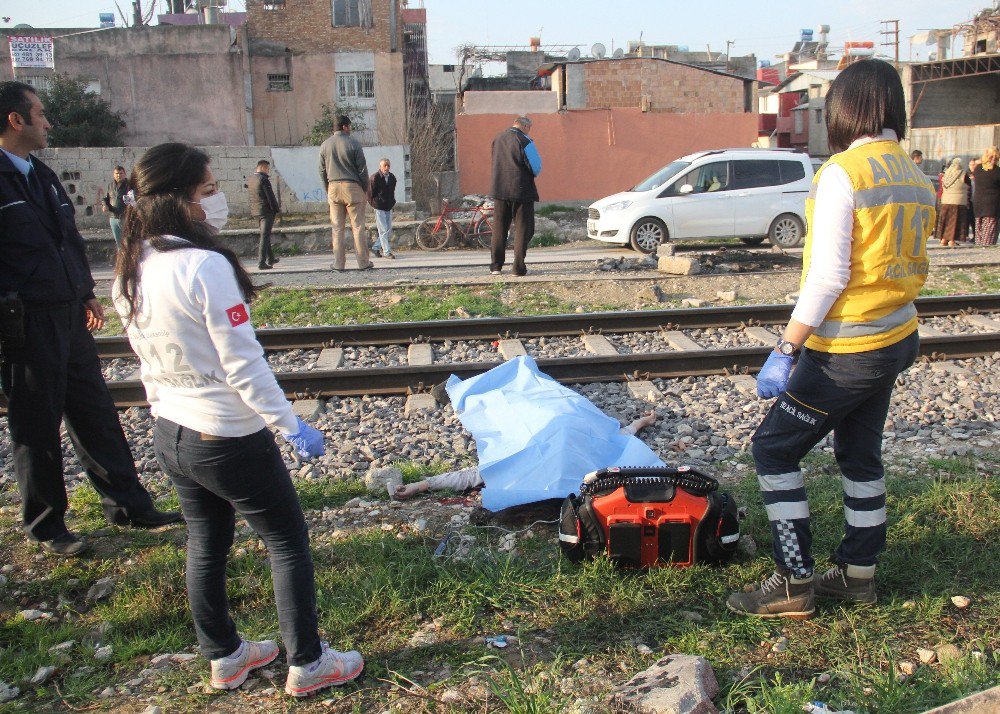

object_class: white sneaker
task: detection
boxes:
[284,642,364,697]
[210,639,279,690]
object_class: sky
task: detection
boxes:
[1,0,987,64]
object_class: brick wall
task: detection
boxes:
[247,0,401,53]
[457,109,758,201]
[583,58,747,114]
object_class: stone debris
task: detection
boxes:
[19,609,47,621]
[656,244,677,257]
[607,654,719,714]
[636,644,654,655]
[950,595,970,609]
[0,682,20,703]
[898,661,916,676]
[771,637,789,653]
[716,290,737,302]
[935,644,961,663]
[681,298,707,308]
[917,648,936,664]
[364,466,403,496]
[30,666,57,685]
[48,641,75,654]
[86,577,115,602]
[142,706,164,714]
[94,645,113,661]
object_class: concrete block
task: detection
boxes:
[743,326,779,345]
[607,654,719,714]
[655,243,676,257]
[919,684,1000,714]
[316,348,344,369]
[658,256,701,275]
[662,331,703,351]
[404,393,437,417]
[498,339,527,360]
[581,334,620,356]
[727,374,758,397]
[962,314,1000,331]
[407,343,434,366]
[627,380,664,402]
[681,298,707,308]
[291,399,324,420]
[918,324,949,338]
[716,290,737,302]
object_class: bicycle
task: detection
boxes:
[415,199,494,251]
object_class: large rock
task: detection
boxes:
[607,655,718,714]
[658,256,702,275]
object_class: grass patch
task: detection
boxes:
[2,452,998,711]
[528,233,561,248]
[535,205,581,218]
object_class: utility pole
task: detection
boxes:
[725,39,734,70]
[880,19,900,67]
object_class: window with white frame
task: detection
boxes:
[337,71,375,100]
[22,75,53,92]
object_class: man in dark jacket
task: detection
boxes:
[247,159,281,270]
[367,158,397,259]
[101,165,129,251]
[490,116,542,276]
[0,81,180,556]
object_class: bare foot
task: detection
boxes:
[393,481,430,500]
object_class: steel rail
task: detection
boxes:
[93,294,1000,358]
[91,331,1000,408]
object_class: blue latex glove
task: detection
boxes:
[283,417,325,459]
[757,351,795,398]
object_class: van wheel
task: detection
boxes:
[739,236,766,247]
[629,217,668,254]
[768,214,805,248]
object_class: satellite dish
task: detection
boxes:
[591,42,607,59]
[612,47,624,59]
[567,47,581,61]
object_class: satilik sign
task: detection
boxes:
[9,36,55,69]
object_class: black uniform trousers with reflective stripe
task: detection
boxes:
[2,302,154,541]
[750,331,919,577]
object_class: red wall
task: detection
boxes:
[457,109,759,201]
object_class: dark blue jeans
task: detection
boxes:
[153,419,321,665]
[751,331,919,576]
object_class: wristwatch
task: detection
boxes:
[776,339,800,357]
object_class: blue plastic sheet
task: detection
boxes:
[446,355,664,511]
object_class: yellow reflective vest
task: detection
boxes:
[802,140,936,353]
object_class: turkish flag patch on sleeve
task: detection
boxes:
[226,303,250,327]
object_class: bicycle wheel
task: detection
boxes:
[471,217,493,249]
[416,217,452,251]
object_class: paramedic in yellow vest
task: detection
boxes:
[728,60,935,620]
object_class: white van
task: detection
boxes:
[587,149,816,253]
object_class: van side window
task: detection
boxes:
[779,160,806,184]
[732,160,781,189]
[670,161,730,195]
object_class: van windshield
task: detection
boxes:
[631,161,690,192]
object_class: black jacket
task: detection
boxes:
[367,170,397,211]
[102,179,130,218]
[491,127,538,203]
[247,171,280,217]
[972,164,1000,218]
[0,152,95,304]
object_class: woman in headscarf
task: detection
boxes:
[938,158,970,247]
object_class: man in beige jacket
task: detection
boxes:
[318,115,372,271]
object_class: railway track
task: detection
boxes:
[94,294,1000,357]
[85,295,1000,408]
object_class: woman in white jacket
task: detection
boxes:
[113,143,362,698]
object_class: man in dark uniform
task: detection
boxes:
[247,159,280,270]
[0,81,180,556]
[489,116,542,277]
